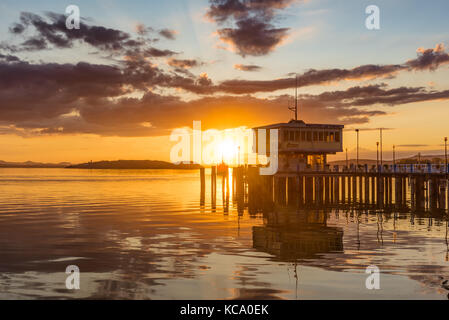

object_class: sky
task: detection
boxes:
[1,0,449,163]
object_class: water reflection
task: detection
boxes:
[0,168,448,299]
[253,209,343,261]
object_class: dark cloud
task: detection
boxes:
[3,54,448,137]
[234,64,262,71]
[1,11,449,138]
[21,37,48,51]
[209,45,449,94]
[2,12,136,53]
[0,54,20,62]
[2,12,183,56]
[145,47,177,57]
[159,28,177,40]
[9,92,384,137]
[9,23,25,34]
[0,55,391,137]
[0,59,129,124]
[213,64,404,94]
[207,0,297,56]
[406,43,449,71]
[299,84,449,109]
[167,58,201,69]
[217,18,289,56]
[207,0,296,22]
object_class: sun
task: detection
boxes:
[217,139,239,164]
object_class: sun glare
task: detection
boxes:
[217,139,239,164]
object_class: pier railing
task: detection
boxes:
[309,163,449,174]
[200,164,449,213]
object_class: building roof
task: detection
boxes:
[253,120,344,130]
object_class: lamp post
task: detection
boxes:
[393,145,396,166]
[376,142,379,170]
[379,128,383,168]
[445,137,448,175]
[346,148,348,168]
[393,145,396,173]
[355,129,359,169]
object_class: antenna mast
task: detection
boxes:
[295,74,298,120]
[288,74,299,120]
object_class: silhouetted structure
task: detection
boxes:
[253,120,344,172]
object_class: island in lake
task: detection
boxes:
[66,160,201,170]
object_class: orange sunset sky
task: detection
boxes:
[1,0,449,163]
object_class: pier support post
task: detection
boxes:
[438,179,446,210]
[352,176,357,203]
[388,176,393,205]
[298,175,304,205]
[395,177,402,206]
[288,176,297,206]
[415,176,425,210]
[334,176,340,204]
[359,176,363,204]
[275,176,287,205]
[315,176,324,203]
[324,176,330,203]
[305,176,313,204]
[429,178,438,210]
[211,166,217,210]
[200,167,205,205]
[365,176,370,205]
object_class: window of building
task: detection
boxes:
[313,131,318,141]
[335,131,340,142]
[324,131,329,142]
[301,131,306,141]
[295,131,300,142]
[306,131,312,141]
[289,131,295,141]
[283,130,289,141]
[330,132,334,142]
[319,131,323,141]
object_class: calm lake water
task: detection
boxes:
[0,168,448,299]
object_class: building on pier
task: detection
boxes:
[253,120,344,172]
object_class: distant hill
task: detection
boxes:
[0,160,71,168]
[66,160,201,170]
[328,159,380,166]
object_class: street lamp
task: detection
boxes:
[376,142,379,170]
[355,129,359,169]
[346,148,348,168]
[379,128,383,168]
[445,137,448,174]
[393,145,396,166]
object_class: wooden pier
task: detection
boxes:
[200,165,449,214]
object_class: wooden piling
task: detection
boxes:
[211,166,217,210]
[200,167,205,205]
